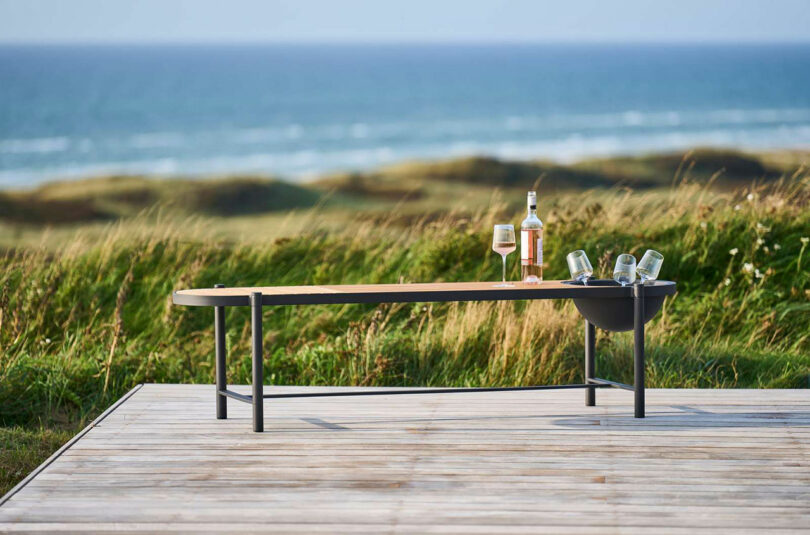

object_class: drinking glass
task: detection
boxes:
[566,250,593,284]
[637,249,664,283]
[492,224,516,287]
[613,254,636,287]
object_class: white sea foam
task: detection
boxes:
[0,137,70,154]
[79,107,810,155]
[128,132,187,149]
[3,110,810,187]
[286,125,303,139]
[351,123,369,139]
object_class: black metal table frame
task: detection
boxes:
[177,282,655,432]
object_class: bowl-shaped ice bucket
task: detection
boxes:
[562,279,676,332]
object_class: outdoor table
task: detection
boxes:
[173,280,677,432]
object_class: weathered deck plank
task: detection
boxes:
[1,385,808,533]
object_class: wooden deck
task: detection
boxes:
[1,384,809,533]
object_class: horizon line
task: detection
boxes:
[2,39,810,47]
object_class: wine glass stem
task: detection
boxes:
[501,254,507,283]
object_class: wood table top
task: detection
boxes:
[173,280,676,307]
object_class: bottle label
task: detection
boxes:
[521,230,529,261]
[537,237,543,265]
[521,230,543,265]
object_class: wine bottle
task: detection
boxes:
[520,191,543,283]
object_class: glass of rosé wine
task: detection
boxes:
[492,224,516,288]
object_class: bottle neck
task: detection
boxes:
[526,191,538,218]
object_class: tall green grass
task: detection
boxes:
[1,171,809,493]
[2,172,808,425]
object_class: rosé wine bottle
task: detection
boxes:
[520,191,543,284]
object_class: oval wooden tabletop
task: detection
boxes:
[173,280,676,307]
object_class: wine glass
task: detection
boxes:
[566,250,593,284]
[492,224,516,288]
[613,254,637,287]
[637,249,664,283]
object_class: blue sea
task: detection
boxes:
[1,43,810,187]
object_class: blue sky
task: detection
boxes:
[0,0,808,44]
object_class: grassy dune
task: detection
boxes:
[0,148,791,228]
[0,175,320,224]
[1,148,809,494]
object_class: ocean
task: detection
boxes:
[1,43,809,187]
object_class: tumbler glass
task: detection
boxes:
[566,250,593,284]
[613,254,637,287]
[637,249,664,283]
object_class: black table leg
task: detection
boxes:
[633,283,645,418]
[214,284,227,419]
[251,292,264,432]
[585,320,596,407]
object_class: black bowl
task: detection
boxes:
[562,279,674,332]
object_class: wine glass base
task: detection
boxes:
[493,283,516,288]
